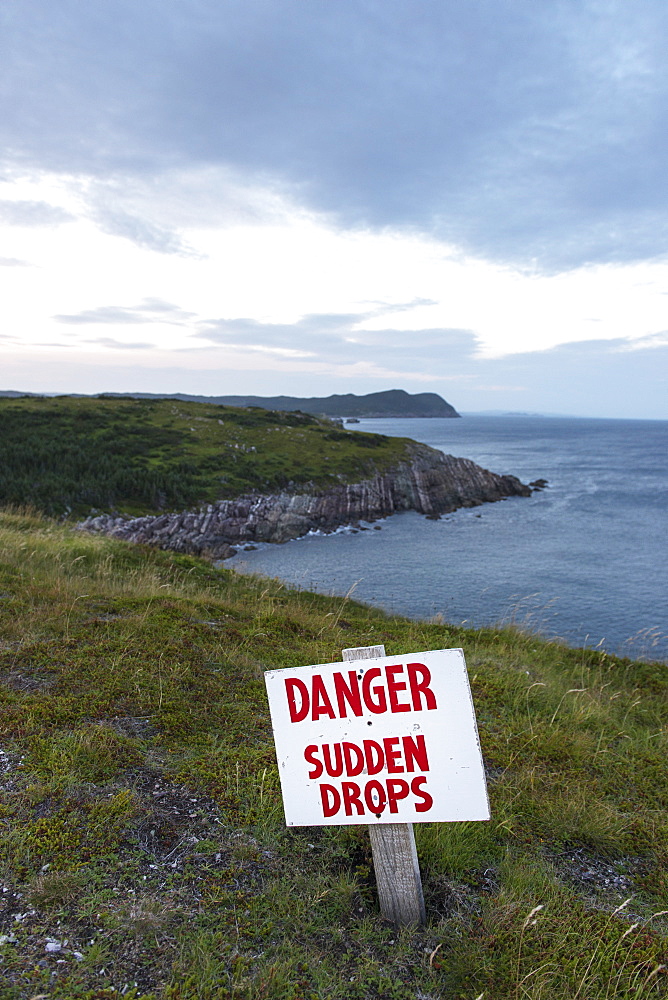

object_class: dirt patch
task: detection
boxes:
[0,669,56,693]
[546,847,641,910]
[96,716,158,739]
[0,747,24,792]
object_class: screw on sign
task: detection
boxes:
[264,645,490,926]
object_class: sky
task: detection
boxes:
[1,0,667,418]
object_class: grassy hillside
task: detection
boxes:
[0,510,666,999]
[0,396,411,517]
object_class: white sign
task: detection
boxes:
[264,648,490,827]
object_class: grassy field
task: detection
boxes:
[0,509,666,999]
[0,397,412,517]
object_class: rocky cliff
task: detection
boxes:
[78,443,530,560]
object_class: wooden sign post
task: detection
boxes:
[343,644,425,926]
[264,644,489,928]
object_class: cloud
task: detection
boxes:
[0,199,75,227]
[83,337,157,350]
[30,341,82,349]
[0,257,29,266]
[196,315,343,358]
[3,164,666,374]
[54,299,196,326]
[615,331,668,350]
[92,207,199,256]
[2,2,668,269]
[196,313,487,376]
[56,306,153,325]
[198,314,359,348]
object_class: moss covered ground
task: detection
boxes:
[0,397,412,517]
[0,509,666,998]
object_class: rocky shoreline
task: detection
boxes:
[77,443,531,560]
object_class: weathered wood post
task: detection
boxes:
[264,644,489,934]
[343,645,426,927]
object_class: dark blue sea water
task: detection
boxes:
[230,416,668,661]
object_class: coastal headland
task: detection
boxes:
[0,394,527,560]
[80,443,529,560]
[65,387,462,419]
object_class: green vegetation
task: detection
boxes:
[0,396,412,517]
[0,509,666,998]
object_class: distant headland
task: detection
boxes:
[211,389,460,418]
[80,388,460,418]
[0,387,459,418]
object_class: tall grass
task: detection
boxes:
[0,508,666,999]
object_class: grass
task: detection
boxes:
[0,396,413,517]
[0,508,666,998]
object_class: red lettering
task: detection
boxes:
[320,784,341,817]
[285,678,309,722]
[362,667,387,713]
[342,742,365,777]
[383,736,404,773]
[304,744,323,779]
[342,781,364,816]
[403,734,429,772]
[363,739,384,775]
[407,662,437,710]
[386,664,411,712]
[387,778,410,813]
[364,779,387,814]
[311,675,336,720]
[411,776,433,812]
[319,775,433,819]
[322,742,344,777]
[333,670,363,717]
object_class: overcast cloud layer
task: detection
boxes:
[0,0,666,417]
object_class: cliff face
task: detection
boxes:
[77,444,530,560]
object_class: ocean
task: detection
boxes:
[230,415,668,662]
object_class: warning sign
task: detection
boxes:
[264,648,490,827]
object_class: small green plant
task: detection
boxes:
[27,868,86,908]
[117,894,179,941]
[27,728,145,789]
